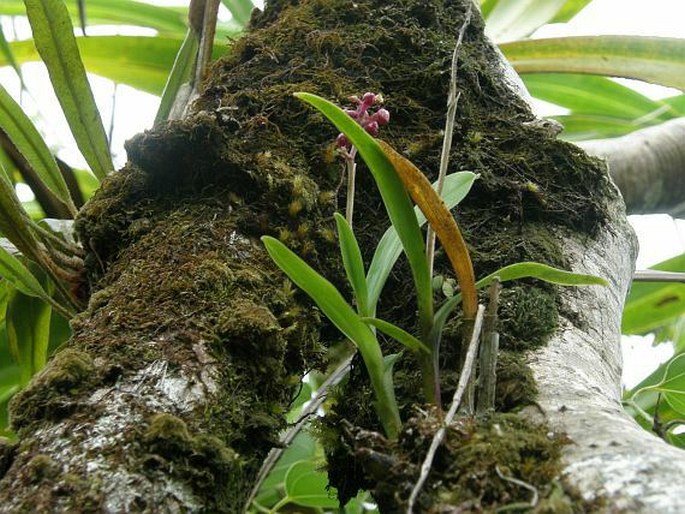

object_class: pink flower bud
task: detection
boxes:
[362,92,376,104]
[336,133,349,148]
[364,120,379,136]
[344,109,359,119]
[374,108,390,125]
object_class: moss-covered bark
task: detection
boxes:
[0,0,620,511]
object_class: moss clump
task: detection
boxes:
[9,349,95,432]
[342,411,585,512]
[143,413,244,510]
[26,454,59,483]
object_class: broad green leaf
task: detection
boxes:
[522,73,674,120]
[295,92,433,334]
[334,213,369,317]
[155,29,198,124]
[0,245,52,302]
[283,460,338,508]
[0,84,76,213]
[549,0,592,23]
[254,431,318,508]
[3,36,227,96]
[623,253,685,335]
[649,354,685,415]
[367,171,477,315]
[6,286,52,385]
[361,317,429,354]
[0,0,189,36]
[262,236,400,438]
[502,36,685,91]
[432,262,606,339]
[221,0,254,27]
[23,0,113,180]
[484,0,568,43]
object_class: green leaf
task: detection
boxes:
[23,0,113,180]
[283,460,339,508]
[623,253,685,335]
[0,24,25,87]
[0,0,189,35]
[484,0,568,42]
[254,431,318,508]
[361,317,429,354]
[522,73,675,120]
[6,286,52,385]
[433,262,606,339]
[553,114,652,141]
[334,213,369,317]
[262,236,401,438]
[501,36,685,90]
[294,92,433,334]
[221,0,254,28]
[549,0,592,23]
[0,84,76,213]
[3,36,228,96]
[367,171,477,315]
[0,245,52,302]
[663,94,685,116]
[155,29,198,124]
[0,162,44,261]
[649,354,685,416]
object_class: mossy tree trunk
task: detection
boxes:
[0,0,684,512]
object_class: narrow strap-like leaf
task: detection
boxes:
[0,244,51,300]
[0,161,43,261]
[334,213,369,317]
[23,0,113,180]
[221,0,254,27]
[432,261,606,340]
[361,317,429,354]
[0,24,25,87]
[0,84,76,213]
[155,29,198,124]
[502,36,685,91]
[378,140,478,320]
[295,92,433,335]
[367,171,477,314]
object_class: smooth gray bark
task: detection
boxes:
[579,118,685,216]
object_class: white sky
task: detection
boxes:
[1,0,684,387]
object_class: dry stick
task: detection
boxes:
[243,354,354,512]
[494,466,539,511]
[406,304,485,513]
[476,278,501,413]
[425,3,472,276]
[633,270,685,283]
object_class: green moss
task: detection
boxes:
[143,413,244,510]
[9,349,95,432]
[26,454,59,483]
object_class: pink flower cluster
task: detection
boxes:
[336,92,390,152]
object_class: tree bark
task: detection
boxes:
[0,0,683,512]
[579,118,685,216]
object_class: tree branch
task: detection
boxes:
[578,118,685,216]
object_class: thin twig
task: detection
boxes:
[426,3,473,276]
[476,278,500,413]
[406,304,485,513]
[243,354,354,513]
[633,270,685,283]
[495,465,539,509]
[345,147,358,227]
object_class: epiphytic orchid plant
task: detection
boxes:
[262,92,606,439]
